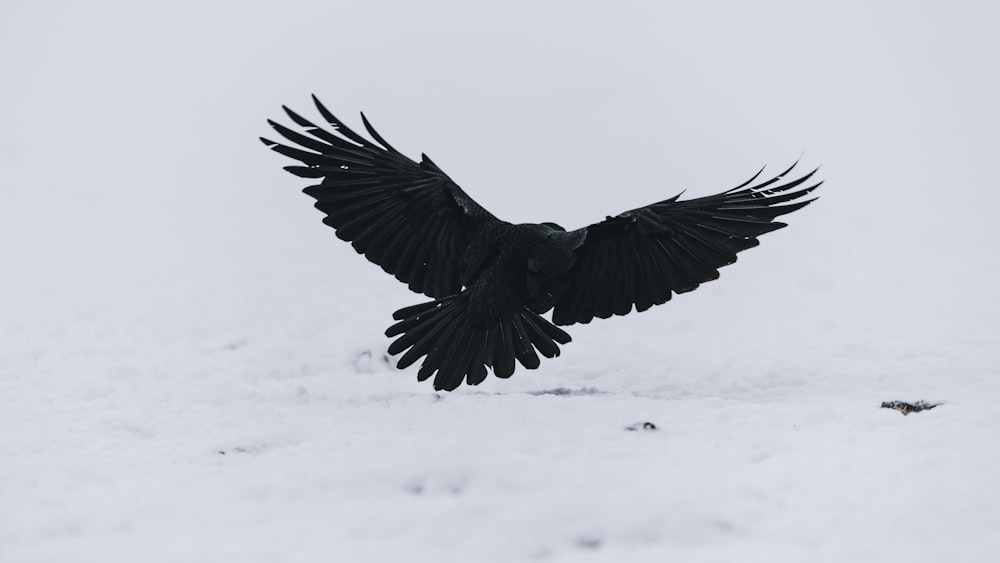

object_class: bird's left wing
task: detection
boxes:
[543,163,821,325]
[261,96,502,298]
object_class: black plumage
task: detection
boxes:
[262,97,820,391]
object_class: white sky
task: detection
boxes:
[4,1,998,314]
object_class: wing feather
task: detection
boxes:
[262,97,503,298]
[549,164,820,325]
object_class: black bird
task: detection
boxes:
[262,97,820,391]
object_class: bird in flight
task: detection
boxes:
[262,96,820,391]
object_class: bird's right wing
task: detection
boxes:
[261,96,502,298]
[544,163,821,325]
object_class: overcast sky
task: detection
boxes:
[2,1,998,342]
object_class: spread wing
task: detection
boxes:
[545,163,821,325]
[261,96,502,298]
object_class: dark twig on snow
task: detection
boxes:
[881,400,941,415]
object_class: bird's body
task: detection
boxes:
[262,97,820,390]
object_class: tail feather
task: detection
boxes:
[495,318,517,379]
[466,331,490,386]
[519,312,566,358]
[482,323,500,372]
[385,293,572,391]
[396,312,455,370]
[415,318,464,381]
[510,315,541,369]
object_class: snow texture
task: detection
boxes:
[3,2,1000,562]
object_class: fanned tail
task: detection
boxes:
[385,294,572,391]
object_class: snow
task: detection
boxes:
[3,1,1000,561]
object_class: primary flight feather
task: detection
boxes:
[262,96,820,391]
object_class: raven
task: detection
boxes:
[262,97,820,391]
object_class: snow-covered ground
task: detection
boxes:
[3,2,1000,561]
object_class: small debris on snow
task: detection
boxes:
[217,444,268,456]
[625,422,658,431]
[353,348,394,373]
[404,477,466,496]
[880,400,941,415]
[295,385,310,402]
[575,537,602,550]
[527,387,605,397]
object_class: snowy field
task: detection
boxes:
[3,2,1000,561]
